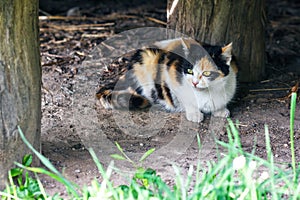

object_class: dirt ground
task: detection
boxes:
[39,0,300,196]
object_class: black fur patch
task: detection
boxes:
[157,52,166,64]
[130,48,164,70]
[166,45,192,67]
[202,44,230,76]
[130,49,144,65]
[166,52,192,83]
[180,59,194,75]
[213,57,229,76]
[155,83,164,99]
[151,89,158,102]
[135,86,143,95]
[145,47,162,55]
[163,82,174,106]
[129,95,149,109]
[153,61,165,100]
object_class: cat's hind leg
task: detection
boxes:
[96,88,151,110]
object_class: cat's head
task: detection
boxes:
[154,38,233,89]
[184,42,233,89]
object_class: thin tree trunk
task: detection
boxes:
[0,0,41,188]
[167,0,266,82]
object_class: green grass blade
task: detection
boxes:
[35,173,49,200]
[139,148,155,162]
[115,142,135,165]
[17,126,79,198]
[185,165,194,191]
[293,181,300,200]
[0,191,22,200]
[115,141,123,153]
[290,92,297,184]
[22,154,33,167]
[228,119,242,150]
[265,125,278,200]
[88,148,119,200]
[8,170,17,198]
[110,154,126,160]
[196,133,202,150]
[173,165,185,199]
[15,163,65,184]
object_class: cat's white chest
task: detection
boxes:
[194,88,225,113]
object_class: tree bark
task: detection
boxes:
[0,0,41,188]
[167,0,266,82]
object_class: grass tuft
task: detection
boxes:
[1,93,299,199]
[290,92,297,184]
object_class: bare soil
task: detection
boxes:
[39,0,300,196]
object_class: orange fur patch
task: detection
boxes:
[96,89,111,99]
[221,43,233,54]
[230,60,239,74]
[163,40,182,52]
[168,62,181,87]
[198,56,217,72]
[133,62,148,85]
[133,49,160,82]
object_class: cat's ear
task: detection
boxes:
[221,42,232,65]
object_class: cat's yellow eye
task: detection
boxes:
[202,71,211,77]
[187,69,193,74]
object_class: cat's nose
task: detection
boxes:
[192,81,199,87]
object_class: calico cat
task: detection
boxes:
[96,38,238,122]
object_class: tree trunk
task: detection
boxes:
[167,0,266,82]
[0,0,41,188]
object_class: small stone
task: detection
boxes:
[256,98,268,103]
[232,155,246,170]
[75,169,81,173]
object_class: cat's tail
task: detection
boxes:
[96,88,151,110]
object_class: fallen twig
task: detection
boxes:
[249,88,290,92]
[43,23,114,31]
[145,16,167,25]
[39,13,166,26]
[81,33,113,38]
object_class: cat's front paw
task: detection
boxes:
[185,111,204,123]
[212,108,230,118]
